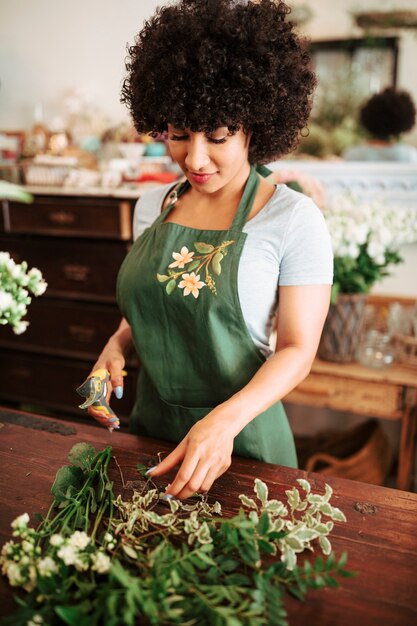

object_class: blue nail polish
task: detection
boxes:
[108,417,119,423]
[115,386,123,400]
[145,465,158,475]
[163,494,173,501]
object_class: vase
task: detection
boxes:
[318,293,367,363]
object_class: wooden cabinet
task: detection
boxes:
[0,191,140,423]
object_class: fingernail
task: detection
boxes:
[145,466,158,475]
[108,417,119,423]
[115,386,123,400]
[163,494,173,501]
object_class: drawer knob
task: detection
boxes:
[48,210,76,225]
[68,324,95,342]
[63,264,90,282]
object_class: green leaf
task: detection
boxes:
[296,478,311,493]
[194,241,214,254]
[186,260,200,272]
[136,463,148,478]
[67,442,97,469]
[51,465,84,502]
[55,606,90,626]
[157,273,170,282]
[211,251,224,276]
[258,512,270,535]
[239,494,258,509]
[254,479,268,505]
[166,279,177,295]
[220,559,240,572]
[338,551,348,568]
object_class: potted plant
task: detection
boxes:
[319,193,417,362]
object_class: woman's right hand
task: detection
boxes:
[85,318,133,425]
[86,346,126,425]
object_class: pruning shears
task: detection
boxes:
[76,368,126,432]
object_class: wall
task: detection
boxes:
[2,0,417,142]
[0,0,159,129]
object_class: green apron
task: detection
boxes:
[117,165,297,467]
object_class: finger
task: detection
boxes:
[146,440,187,478]
[108,362,125,399]
[175,459,212,500]
[87,407,120,430]
[199,463,228,494]
[163,448,201,498]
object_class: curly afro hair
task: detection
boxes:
[360,87,416,140]
[121,0,316,164]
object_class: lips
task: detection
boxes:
[189,171,216,184]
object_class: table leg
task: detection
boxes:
[397,388,417,491]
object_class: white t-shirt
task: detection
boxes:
[133,183,333,357]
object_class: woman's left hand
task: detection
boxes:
[145,411,235,500]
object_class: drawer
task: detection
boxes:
[0,235,128,302]
[5,196,134,240]
[0,351,137,421]
[0,299,122,359]
[285,372,403,420]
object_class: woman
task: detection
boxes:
[343,87,417,162]
[88,0,333,500]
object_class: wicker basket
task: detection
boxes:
[318,293,367,363]
[296,420,393,486]
[392,333,417,368]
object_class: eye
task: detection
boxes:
[169,134,188,141]
[208,137,227,144]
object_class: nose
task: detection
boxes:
[184,135,211,172]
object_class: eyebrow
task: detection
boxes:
[169,127,229,135]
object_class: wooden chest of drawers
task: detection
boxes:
[0,191,140,423]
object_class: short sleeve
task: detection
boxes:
[278,198,333,286]
[132,184,174,240]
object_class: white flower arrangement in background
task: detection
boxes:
[0,252,47,334]
[322,194,417,301]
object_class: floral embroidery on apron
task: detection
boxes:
[156,239,235,296]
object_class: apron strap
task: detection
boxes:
[230,165,260,231]
[154,179,190,224]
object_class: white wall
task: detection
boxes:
[0,0,159,129]
[2,0,417,140]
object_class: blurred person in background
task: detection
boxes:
[343,87,417,162]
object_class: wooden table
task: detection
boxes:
[284,357,417,491]
[1,407,417,625]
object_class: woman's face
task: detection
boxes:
[166,124,251,194]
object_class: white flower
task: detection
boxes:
[73,554,89,571]
[57,545,77,566]
[178,272,206,298]
[49,534,64,547]
[4,561,23,586]
[11,513,30,530]
[1,540,15,557]
[31,280,47,296]
[21,539,35,554]
[27,616,44,626]
[10,263,25,280]
[169,246,195,269]
[37,556,58,577]
[91,551,111,574]
[13,320,29,335]
[68,530,91,550]
[0,251,11,264]
[0,291,13,313]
